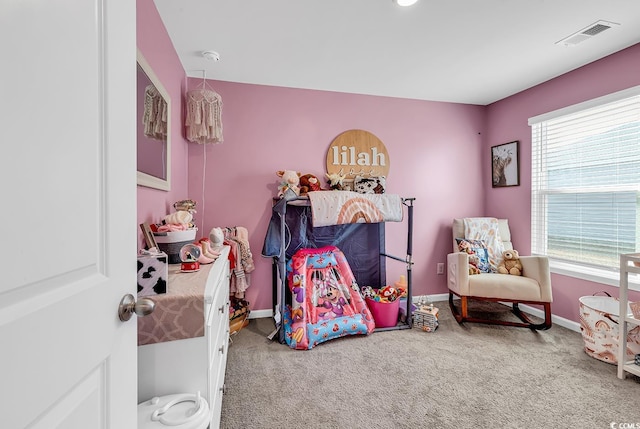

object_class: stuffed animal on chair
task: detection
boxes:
[498,249,523,275]
[456,239,483,275]
[467,254,482,275]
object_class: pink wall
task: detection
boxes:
[186,81,486,312]
[138,0,640,322]
[136,0,190,249]
[485,43,640,321]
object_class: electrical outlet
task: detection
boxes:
[437,263,444,275]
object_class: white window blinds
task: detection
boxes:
[529,87,640,271]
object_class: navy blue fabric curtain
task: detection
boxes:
[262,203,386,287]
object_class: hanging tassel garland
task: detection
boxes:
[143,85,168,140]
[185,88,223,144]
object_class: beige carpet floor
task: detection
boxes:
[220,301,640,429]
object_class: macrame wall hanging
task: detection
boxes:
[143,84,168,140]
[185,75,223,144]
[185,73,224,235]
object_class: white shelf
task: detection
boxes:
[622,362,640,378]
[617,253,640,379]
[623,315,640,327]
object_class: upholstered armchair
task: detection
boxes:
[447,218,553,330]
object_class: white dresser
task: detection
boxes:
[138,245,230,428]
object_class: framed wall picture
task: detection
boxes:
[140,222,158,250]
[491,140,520,187]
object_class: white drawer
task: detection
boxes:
[138,245,231,426]
[208,326,229,429]
[205,255,230,428]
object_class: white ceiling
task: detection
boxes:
[154,0,640,106]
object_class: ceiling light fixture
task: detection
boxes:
[394,0,418,6]
[202,50,220,62]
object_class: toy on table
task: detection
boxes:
[179,243,202,272]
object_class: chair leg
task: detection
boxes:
[448,292,464,323]
[460,296,468,319]
[512,302,552,330]
[543,302,552,329]
[449,293,553,330]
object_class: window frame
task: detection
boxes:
[528,85,640,290]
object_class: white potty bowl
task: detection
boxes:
[138,392,210,429]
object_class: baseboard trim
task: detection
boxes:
[412,293,449,304]
[251,294,450,319]
[250,295,581,333]
[249,309,273,319]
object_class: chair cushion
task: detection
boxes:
[468,274,544,302]
[456,238,491,273]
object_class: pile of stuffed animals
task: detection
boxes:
[276,169,348,198]
[360,284,406,303]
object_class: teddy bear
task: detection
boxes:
[498,249,523,275]
[276,170,301,198]
[298,173,322,195]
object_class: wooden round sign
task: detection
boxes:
[325,129,390,179]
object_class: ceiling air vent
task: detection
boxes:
[556,20,620,47]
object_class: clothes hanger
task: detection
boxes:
[191,70,219,93]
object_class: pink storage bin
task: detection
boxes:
[366,298,400,328]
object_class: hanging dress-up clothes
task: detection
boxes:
[223,227,255,299]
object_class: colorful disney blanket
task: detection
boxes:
[307,191,403,227]
[284,246,375,350]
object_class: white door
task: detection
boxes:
[0,1,137,428]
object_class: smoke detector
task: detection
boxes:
[556,20,620,47]
[202,51,220,61]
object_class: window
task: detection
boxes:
[529,86,640,282]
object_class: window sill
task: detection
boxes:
[550,259,640,292]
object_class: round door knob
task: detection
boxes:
[118,293,156,321]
